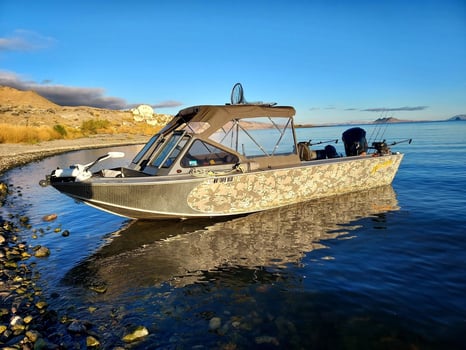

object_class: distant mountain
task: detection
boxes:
[373,117,410,123]
[448,115,466,121]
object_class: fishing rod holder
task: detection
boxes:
[370,138,413,156]
[371,141,391,155]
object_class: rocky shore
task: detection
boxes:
[0,135,147,349]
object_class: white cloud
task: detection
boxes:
[0,30,55,51]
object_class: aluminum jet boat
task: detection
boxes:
[41,84,407,219]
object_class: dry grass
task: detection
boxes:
[0,121,163,144]
[0,124,68,143]
[116,121,162,136]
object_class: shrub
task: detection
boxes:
[81,119,111,134]
[53,124,68,137]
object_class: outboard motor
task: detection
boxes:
[342,127,368,156]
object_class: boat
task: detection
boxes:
[40,83,408,220]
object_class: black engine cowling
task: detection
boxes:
[342,127,368,156]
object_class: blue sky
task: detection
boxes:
[0,0,465,123]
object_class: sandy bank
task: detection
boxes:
[0,134,149,175]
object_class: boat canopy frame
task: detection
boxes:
[128,104,300,174]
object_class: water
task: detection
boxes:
[1,121,465,349]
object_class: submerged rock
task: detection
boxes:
[209,317,222,331]
[255,335,280,346]
[88,284,107,294]
[122,325,149,343]
[25,329,41,342]
[86,335,101,347]
[35,301,48,310]
[67,319,87,334]
[33,246,50,258]
[42,214,57,222]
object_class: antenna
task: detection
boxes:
[229,83,277,106]
[230,83,245,104]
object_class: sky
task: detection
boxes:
[0,0,465,124]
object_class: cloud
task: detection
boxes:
[152,100,183,109]
[37,85,129,109]
[0,70,182,110]
[0,30,55,51]
[362,106,428,112]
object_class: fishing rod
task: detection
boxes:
[389,138,412,146]
[369,138,412,155]
[308,139,338,146]
[368,110,387,143]
[378,114,391,142]
[370,110,389,145]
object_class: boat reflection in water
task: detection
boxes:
[63,185,398,294]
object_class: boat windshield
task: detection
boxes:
[131,135,159,164]
[151,133,184,168]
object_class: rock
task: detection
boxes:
[32,337,55,350]
[10,315,24,326]
[122,325,149,343]
[255,335,279,346]
[88,284,107,294]
[61,230,70,237]
[4,260,18,269]
[209,317,222,331]
[26,329,41,342]
[34,246,50,258]
[42,214,57,222]
[0,324,8,334]
[86,335,100,347]
[35,301,47,310]
[0,182,8,195]
[67,320,87,334]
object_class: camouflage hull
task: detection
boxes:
[52,153,403,219]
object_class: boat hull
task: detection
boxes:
[52,154,403,219]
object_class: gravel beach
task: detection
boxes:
[0,134,148,175]
[0,134,147,348]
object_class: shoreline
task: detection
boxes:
[0,134,148,348]
[0,133,148,175]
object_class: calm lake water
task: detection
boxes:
[1,121,465,349]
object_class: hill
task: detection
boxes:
[0,86,172,135]
[448,115,466,121]
[373,117,414,123]
[0,86,59,109]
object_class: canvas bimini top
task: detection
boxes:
[159,104,296,139]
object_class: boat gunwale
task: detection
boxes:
[58,153,403,187]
